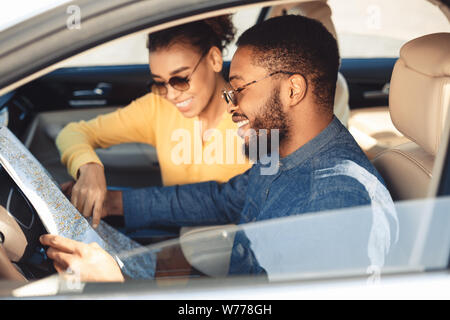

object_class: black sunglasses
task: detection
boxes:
[150,52,206,96]
[222,71,296,106]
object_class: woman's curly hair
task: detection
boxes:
[147,15,235,54]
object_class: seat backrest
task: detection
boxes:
[334,71,350,127]
[373,33,450,201]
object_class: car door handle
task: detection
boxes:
[363,83,390,99]
[73,82,112,97]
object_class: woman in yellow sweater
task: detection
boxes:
[57,16,251,227]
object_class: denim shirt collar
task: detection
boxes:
[279,116,343,171]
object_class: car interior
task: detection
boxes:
[0,0,449,284]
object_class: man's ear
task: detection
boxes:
[207,46,223,73]
[287,74,307,106]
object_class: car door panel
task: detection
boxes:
[340,58,397,109]
[19,65,150,112]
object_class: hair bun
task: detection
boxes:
[148,14,236,54]
[203,15,236,49]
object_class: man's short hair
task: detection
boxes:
[236,15,340,113]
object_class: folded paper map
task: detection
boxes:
[0,126,155,279]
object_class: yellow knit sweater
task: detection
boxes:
[56,93,252,186]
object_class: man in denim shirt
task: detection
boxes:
[41,15,393,282]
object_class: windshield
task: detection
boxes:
[0,0,72,32]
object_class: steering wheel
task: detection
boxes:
[0,168,56,281]
[0,244,26,281]
[0,205,27,281]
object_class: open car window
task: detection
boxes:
[0,0,449,300]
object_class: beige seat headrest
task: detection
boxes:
[389,32,450,156]
[400,33,450,77]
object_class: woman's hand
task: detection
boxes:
[71,163,107,228]
[40,234,125,283]
[61,180,75,198]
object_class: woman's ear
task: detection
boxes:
[207,46,223,73]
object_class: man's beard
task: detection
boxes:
[243,86,291,161]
